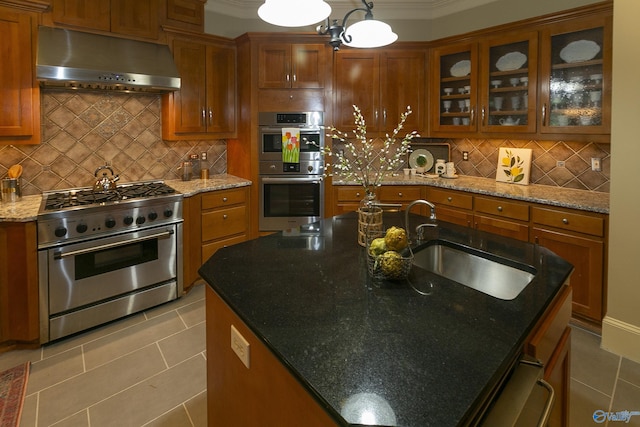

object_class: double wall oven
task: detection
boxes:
[258,112,325,232]
[37,181,183,343]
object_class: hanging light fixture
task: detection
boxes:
[317,0,397,51]
[258,0,332,27]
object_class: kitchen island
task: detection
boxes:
[199,212,573,426]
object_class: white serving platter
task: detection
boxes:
[496,52,527,71]
[560,40,600,63]
[450,60,471,77]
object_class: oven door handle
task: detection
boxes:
[53,230,175,260]
[261,176,323,184]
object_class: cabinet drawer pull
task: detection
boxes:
[398,192,403,197]
[497,206,503,212]
[447,197,452,202]
[222,197,228,202]
[562,218,569,225]
[223,214,228,220]
[356,192,361,198]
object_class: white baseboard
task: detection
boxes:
[601,316,640,364]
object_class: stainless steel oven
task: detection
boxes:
[258,112,324,232]
[37,181,183,343]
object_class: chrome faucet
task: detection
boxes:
[405,199,437,241]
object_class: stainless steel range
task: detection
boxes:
[37,180,183,343]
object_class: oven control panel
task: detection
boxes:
[37,198,183,248]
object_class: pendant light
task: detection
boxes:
[317,0,397,50]
[258,0,332,27]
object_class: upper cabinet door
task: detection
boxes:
[0,7,38,141]
[170,39,208,134]
[52,0,111,31]
[430,42,478,134]
[111,0,159,40]
[479,31,538,133]
[206,43,236,134]
[539,15,612,135]
[334,51,380,132]
[258,43,326,89]
[379,50,426,134]
[258,43,291,89]
[291,44,326,89]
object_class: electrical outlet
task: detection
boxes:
[591,157,602,172]
[231,325,250,368]
[556,160,566,168]
[462,151,469,161]
[201,152,207,161]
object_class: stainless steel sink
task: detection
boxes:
[412,241,536,300]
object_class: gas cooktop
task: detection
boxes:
[40,181,177,212]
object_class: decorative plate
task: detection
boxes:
[450,60,471,77]
[496,52,527,71]
[409,149,434,171]
[560,40,600,63]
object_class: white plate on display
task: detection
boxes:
[409,149,434,171]
[560,40,600,63]
[496,52,527,71]
[450,60,471,77]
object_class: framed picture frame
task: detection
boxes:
[496,148,532,185]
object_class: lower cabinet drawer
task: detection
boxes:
[202,234,247,262]
[201,206,247,241]
[379,186,422,201]
[475,196,529,221]
[531,206,604,237]
[336,187,368,202]
[428,188,473,210]
[202,188,247,210]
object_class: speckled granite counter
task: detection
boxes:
[0,195,42,222]
[165,174,251,197]
[0,175,251,223]
[333,175,610,214]
[199,212,573,427]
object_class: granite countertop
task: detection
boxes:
[333,175,610,214]
[0,174,251,222]
[199,212,573,427]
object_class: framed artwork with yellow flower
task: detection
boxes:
[496,147,532,185]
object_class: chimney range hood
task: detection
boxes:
[36,26,180,93]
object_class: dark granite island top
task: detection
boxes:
[199,212,573,427]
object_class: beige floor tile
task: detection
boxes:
[157,322,206,367]
[619,358,640,387]
[177,298,206,328]
[145,283,204,321]
[82,311,185,370]
[142,405,193,427]
[610,380,640,426]
[0,348,43,371]
[26,346,84,394]
[18,393,37,427]
[185,390,207,427]
[570,379,612,427]
[42,312,146,359]
[88,354,207,427]
[37,345,166,426]
[571,326,620,396]
[50,410,89,427]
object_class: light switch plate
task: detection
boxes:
[231,325,250,368]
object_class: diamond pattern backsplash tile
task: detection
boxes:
[0,91,227,196]
[446,138,610,192]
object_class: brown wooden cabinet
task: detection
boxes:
[531,205,606,324]
[0,5,40,145]
[473,195,530,241]
[333,185,424,216]
[426,187,474,227]
[0,221,39,348]
[334,48,426,134]
[526,284,572,427]
[52,0,160,39]
[258,43,326,89]
[183,187,250,290]
[163,0,205,31]
[162,31,236,139]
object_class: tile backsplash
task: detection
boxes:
[0,90,610,195]
[0,91,226,196]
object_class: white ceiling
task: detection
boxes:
[204,0,500,21]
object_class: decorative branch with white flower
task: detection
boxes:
[317,105,419,194]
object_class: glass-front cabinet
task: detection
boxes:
[539,16,612,135]
[430,42,478,133]
[479,32,538,133]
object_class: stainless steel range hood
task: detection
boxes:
[36,26,180,93]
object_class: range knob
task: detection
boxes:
[76,223,88,233]
[148,211,158,221]
[136,216,146,225]
[105,217,116,228]
[124,216,134,226]
[54,226,67,238]
[163,208,173,218]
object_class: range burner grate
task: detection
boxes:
[43,182,176,211]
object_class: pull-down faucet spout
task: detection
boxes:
[405,199,437,241]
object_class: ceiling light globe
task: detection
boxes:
[258,0,332,27]
[343,20,398,48]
